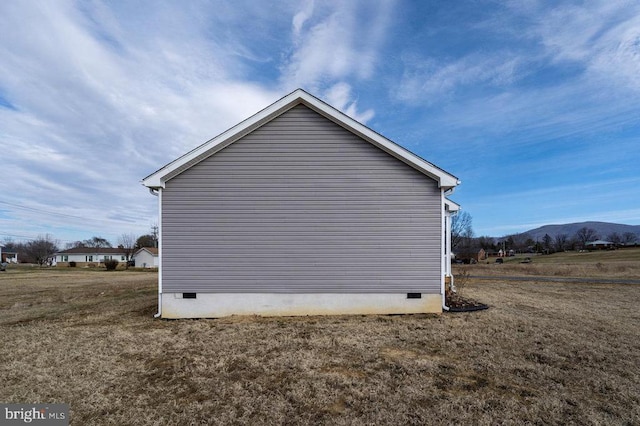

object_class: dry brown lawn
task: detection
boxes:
[1,265,639,425]
[467,247,640,279]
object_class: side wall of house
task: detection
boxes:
[135,251,158,268]
[56,253,127,267]
[161,105,442,297]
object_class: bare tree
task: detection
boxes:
[118,233,137,269]
[82,236,112,248]
[575,227,599,248]
[542,234,553,252]
[475,236,497,251]
[65,240,86,249]
[554,233,568,252]
[622,232,638,245]
[502,232,532,253]
[24,234,59,266]
[607,232,621,244]
[135,234,156,250]
[451,211,474,250]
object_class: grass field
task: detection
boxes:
[460,247,640,279]
[1,263,639,425]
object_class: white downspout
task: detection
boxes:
[442,188,457,312]
[441,191,449,311]
[149,188,162,318]
[445,208,455,292]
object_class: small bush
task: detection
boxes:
[104,259,119,271]
[454,269,470,296]
[69,261,76,267]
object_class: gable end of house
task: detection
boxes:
[142,89,460,190]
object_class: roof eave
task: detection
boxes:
[142,89,309,189]
[445,198,461,212]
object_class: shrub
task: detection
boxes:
[69,261,76,267]
[104,259,119,271]
[454,269,471,296]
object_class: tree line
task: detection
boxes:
[2,226,158,266]
[451,212,638,254]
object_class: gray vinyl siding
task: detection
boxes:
[162,105,442,293]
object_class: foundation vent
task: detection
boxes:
[183,293,197,299]
[407,293,422,299]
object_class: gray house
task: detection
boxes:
[142,89,460,318]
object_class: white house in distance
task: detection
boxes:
[133,247,159,268]
[1,248,18,263]
[585,240,615,250]
[142,89,461,319]
[0,244,16,266]
[54,247,129,267]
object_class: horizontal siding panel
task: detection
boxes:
[161,249,441,256]
[161,280,439,294]
[162,258,440,265]
[162,104,442,294]
[163,269,439,276]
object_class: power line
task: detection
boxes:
[0,232,40,241]
[0,200,111,221]
[0,199,153,225]
[0,232,74,243]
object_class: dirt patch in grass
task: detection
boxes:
[1,269,639,424]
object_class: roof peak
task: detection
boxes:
[142,88,459,190]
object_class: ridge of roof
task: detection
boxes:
[142,88,460,189]
[135,247,158,255]
[56,247,128,255]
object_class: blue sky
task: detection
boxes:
[1,0,639,245]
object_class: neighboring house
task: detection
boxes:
[1,249,18,263]
[54,247,128,267]
[497,249,515,257]
[585,240,615,250]
[142,89,461,319]
[454,248,487,263]
[133,247,158,268]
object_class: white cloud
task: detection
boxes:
[323,82,374,123]
[0,1,284,243]
[396,53,524,103]
[0,1,395,242]
[281,1,394,124]
[527,0,640,91]
[3,0,636,244]
[390,1,640,160]
[282,2,393,85]
[484,0,640,103]
[292,0,314,38]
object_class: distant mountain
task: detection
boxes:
[522,221,640,241]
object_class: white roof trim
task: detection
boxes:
[142,89,460,189]
[134,248,159,256]
[445,198,461,212]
